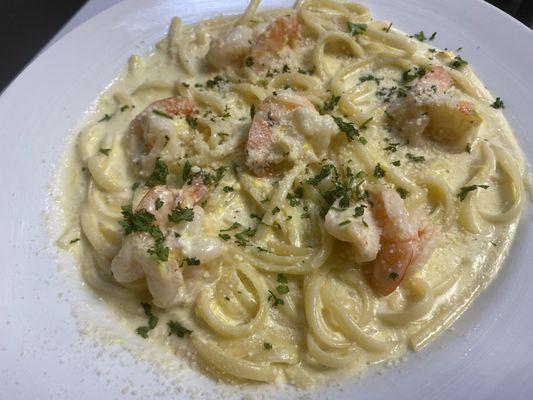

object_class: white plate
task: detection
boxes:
[0,0,532,398]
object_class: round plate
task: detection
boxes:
[0,0,531,398]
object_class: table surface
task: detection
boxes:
[48,0,123,47]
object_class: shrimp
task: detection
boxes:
[245,90,339,176]
[248,15,300,73]
[206,25,253,70]
[324,185,436,296]
[127,96,198,176]
[324,199,381,263]
[387,66,482,152]
[365,185,436,296]
[206,15,299,72]
[111,178,221,308]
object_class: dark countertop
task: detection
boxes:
[0,0,531,92]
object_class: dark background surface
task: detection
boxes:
[1,0,532,92]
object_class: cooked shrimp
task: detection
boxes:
[324,184,436,295]
[245,90,338,176]
[388,66,482,152]
[206,25,253,70]
[111,178,220,308]
[248,15,300,73]
[365,185,436,296]
[127,96,198,176]
[324,199,381,262]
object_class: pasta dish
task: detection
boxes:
[58,0,526,387]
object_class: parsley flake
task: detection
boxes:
[373,163,386,178]
[153,109,173,119]
[167,320,192,338]
[168,204,194,224]
[449,56,468,69]
[347,22,367,36]
[245,56,254,67]
[145,158,169,187]
[457,184,489,201]
[491,97,505,109]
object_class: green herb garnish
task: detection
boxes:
[167,320,192,338]
[457,184,489,201]
[145,158,169,187]
[491,97,505,109]
[348,22,367,36]
[373,163,386,178]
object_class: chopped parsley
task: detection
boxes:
[152,109,173,119]
[214,166,227,184]
[353,204,366,217]
[119,205,163,239]
[218,233,231,241]
[69,238,80,244]
[263,342,273,350]
[268,290,284,306]
[245,56,254,67]
[410,31,427,42]
[449,55,468,69]
[465,143,472,153]
[384,141,401,153]
[120,105,131,112]
[147,240,169,262]
[186,116,198,129]
[223,186,234,193]
[185,257,200,266]
[402,67,426,83]
[457,184,489,201]
[333,116,362,143]
[282,64,291,73]
[396,187,409,199]
[389,272,400,280]
[383,22,392,33]
[338,220,351,226]
[373,163,386,178]
[306,164,336,185]
[167,320,192,338]
[491,97,505,109]
[250,104,256,119]
[135,303,159,339]
[168,204,194,224]
[298,67,314,75]
[347,22,367,36]
[276,285,290,294]
[272,206,280,215]
[277,273,288,284]
[409,31,436,42]
[392,160,401,166]
[406,153,425,163]
[155,198,164,210]
[287,187,304,207]
[205,75,227,89]
[98,113,112,122]
[376,86,407,103]
[323,95,340,111]
[359,74,383,85]
[220,222,242,232]
[359,117,373,130]
[99,148,111,156]
[182,160,192,182]
[145,158,169,187]
[132,182,141,191]
[234,227,256,247]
